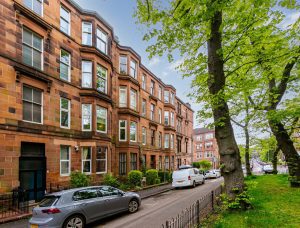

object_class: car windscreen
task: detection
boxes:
[38,195,60,207]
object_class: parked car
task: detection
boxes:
[204,170,221,179]
[29,186,141,228]
[263,164,273,174]
[172,168,205,188]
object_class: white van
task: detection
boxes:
[172,168,205,188]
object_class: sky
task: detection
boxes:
[73,0,299,144]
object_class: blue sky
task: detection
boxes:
[73,0,299,144]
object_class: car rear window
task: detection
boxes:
[39,196,60,207]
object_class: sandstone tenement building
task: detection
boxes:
[0,0,194,199]
[193,128,219,169]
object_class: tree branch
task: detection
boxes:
[230,117,245,128]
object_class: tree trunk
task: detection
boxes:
[207,8,245,199]
[272,146,280,174]
[269,119,300,187]
[244,127,252,176]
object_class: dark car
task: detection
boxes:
[29,186,141,228]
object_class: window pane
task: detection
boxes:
[120,120,125,128]
[82,161,90,173]
[33,0,42,16]
[82,73,92,87]
[82,33,92,45]
[33,35,42,50]
[60,6,69,20]
[23,29,32,45]
[23,45,32,66]
[96,148,106,159]
[130,122,136,141]
[60,146,69,160]
[60,161,69,174]
[61,98,68,109]
[60,20,69,34]
[97,106,107,132]
[32,104,42,123]
[23,87,32,101]
[82,148,91,159]
[32,89,41,104]
[60,63,69,80]
[96,160,106,173]
[61,111,68,127]
[23,101,32,121]
[120,129,125,140]
[32,49,42,69]
[61,50,70,64]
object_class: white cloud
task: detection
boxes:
[168,58,184,71]
[148,57,160,67]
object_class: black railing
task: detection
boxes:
[162,185,222,228]
[0,189,29,223]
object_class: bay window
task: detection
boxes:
[130,122,137,142]
[130,89,137,111]
[119,56,127,74]
[119,120,127,141]
[119,87,127,107]
[96,147,107,173]
[82,104,92,131]
[82,61,92,88]
[96,28,107,54]
[130,60,137,78]
[97,65,107,93]
[82,22,92,45]
[96,106,107,133]
[82,147,91,174]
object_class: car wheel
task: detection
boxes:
[63,214,85,228]
[128,199,139,213]
[193,181,196,188]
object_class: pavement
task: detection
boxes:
[0,179,223,228]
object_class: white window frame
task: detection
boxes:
[119,120,127,141]
[60,97,70,129]
[60,145,70,176]
[24,0,43,16]
[150,80,155,95]
[142,74,146,90]
[158,86,162,100]
[119,86,127,107]
[130,60,137,79]
[60,49,71,82]
[119,56,127,74]
[158,132,162,148]
[164,91,169,103]
[96,147,107,174]
[170,112,174,126]
[82,104,92,131]
[142,127,147,145]
[22,85,43,124]
[170,92,175,105]
[130,121,137,142]
[96,28,108,54]
[159,109,162,124]
[170,134,174,149]
[82,147,92,174]
[82,22,92,46]
[22,28,43,70]
[164,134,170,148]
[150,104,155,121]
[60,5,70,35]
[96,106,107,133]
[96,64,107,94]
[164,111,169,126]
[81,61,93,88]
[130,89,137,111]
[142,99,146,117]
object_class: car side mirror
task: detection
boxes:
[118,191,125,196]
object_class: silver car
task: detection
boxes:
[29,186,141,228]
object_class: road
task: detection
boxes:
[0,178,223,228]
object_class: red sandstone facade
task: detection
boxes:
[193,128,219,169]
[0,0,193,198]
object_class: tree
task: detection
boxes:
[134,0,300,194]
[199,160,212,171]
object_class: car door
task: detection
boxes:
[100,186,128,215]
[73,188,106,221]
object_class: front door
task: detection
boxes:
[19,142,46,201]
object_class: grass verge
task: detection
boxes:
[204,174,300,228]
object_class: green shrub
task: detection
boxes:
[155,178,161,184]
[158,171,172,183]
[146,169,159,185]
[192,162,201,168]
[103,173,120,188]
[128,170,143,187]
[199,160,212,171]
[119,183,131,191]
[70,171,91,188]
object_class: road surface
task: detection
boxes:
[0,178,223,228]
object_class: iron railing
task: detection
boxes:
[162,185,222,228]
[0,189,29,223]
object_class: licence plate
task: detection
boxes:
[30,224,38,228]
[177,180,184,183]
